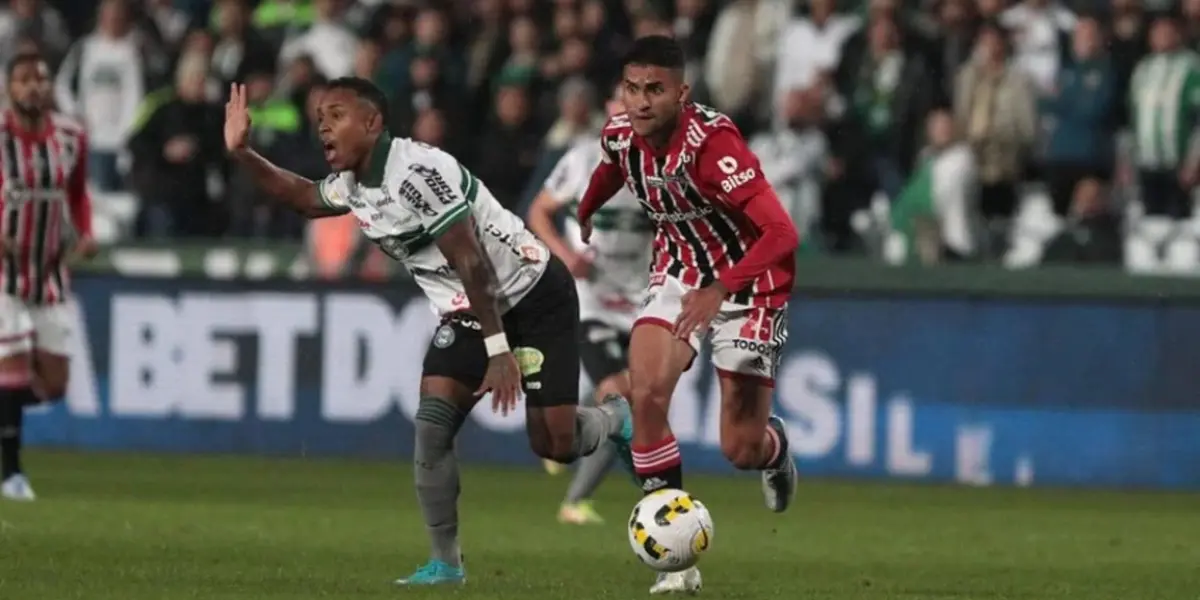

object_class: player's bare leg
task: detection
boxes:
[0,348,37,502]
[717,373,797,513]
[397,375,479,586]
[627,323,703,594]
[628,323,693,493]
[559,373,628,524]
[524,394,631,470]
[31,350,69,401]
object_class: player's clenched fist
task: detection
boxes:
[224,83,251,153]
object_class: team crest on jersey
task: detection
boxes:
[433,324,456,348]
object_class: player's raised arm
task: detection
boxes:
[223,83,347,219]
[698,129,799,294]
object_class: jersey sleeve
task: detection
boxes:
[695,128,772,209]
[315,173,352,212]
[397,163,472,238]
[543,145,589,206]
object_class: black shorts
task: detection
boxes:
[422,256,580,408]
[579,319,630,384]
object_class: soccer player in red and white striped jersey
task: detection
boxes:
[576,35,799,594]
[0,52,97,502]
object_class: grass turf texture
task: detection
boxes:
[1,451,1198,599]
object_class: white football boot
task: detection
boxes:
[649,567,702,594]
[1,474,36,501]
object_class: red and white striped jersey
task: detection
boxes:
[0,110,92,305]
[598,103,794,308]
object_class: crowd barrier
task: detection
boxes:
[26,275,1200,489]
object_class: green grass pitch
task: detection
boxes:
[1,450,1198,599]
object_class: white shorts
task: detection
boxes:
[0,295,73,360]
[635,276,788,384]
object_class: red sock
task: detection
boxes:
[632,435,683,494]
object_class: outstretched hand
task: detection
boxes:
[224,83,251,153]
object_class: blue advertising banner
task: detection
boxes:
[25,276,1200,489]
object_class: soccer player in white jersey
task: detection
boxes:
[223,78,634,586]
[527,87,651,525]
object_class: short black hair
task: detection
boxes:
[7,51,46,79]
[326,76,391,127]
[621,35,685,71]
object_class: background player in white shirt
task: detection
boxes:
[527,87,652,525]
[223,77,633,586]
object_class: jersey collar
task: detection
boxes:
[359,133,393,187]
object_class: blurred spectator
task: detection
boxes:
[705,0,793,129]
[471,85,541,210]
[464,0,508,98]
[672,0,717,86]
[928,0,979,107]
[0,0,71,69]
[279,0,358,80]
[498,15,543,87]
[1132,15,1200,222]
[391,55,464,144]
[378,8,463,93]
[1110,0,1148,129]
[277,55,322,111]
[975,0,1006,21]
[413,108,449,148]
[953,23,1036,224]
[519,77,603,212]
[751,87,830,244]
[1041,178,1123,264]
[1185,0,1200,49]
[254,0,316,49]
[834,16,935,198]
[581,0,630,83]
[227,69,306,240]
[840,0,935,79]
[1042,16,1117,217]
[211,0,276,85]
[55,0,150,192]
[891,109,979,263]
[998,0,1075,95]
[128,52,227,238]
[141,0,191,52]
[774,0,861,110]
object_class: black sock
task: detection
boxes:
[632,435,684,494]
[1,390,25,478]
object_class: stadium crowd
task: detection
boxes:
[4,0,1200,271]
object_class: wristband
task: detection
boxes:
[484,333,510,357]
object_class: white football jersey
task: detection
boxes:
[543,138,652,331]
[318,135,549,315]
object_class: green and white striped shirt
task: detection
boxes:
[317,135,549,315]
[1130,50,1200,169]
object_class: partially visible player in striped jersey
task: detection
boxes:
[224,77,634,586]
[527,85,651,525]
[0,52,97,502]
[577,36,800,594]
